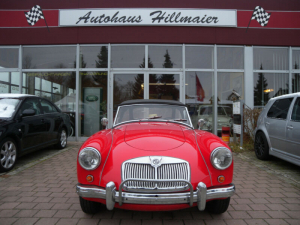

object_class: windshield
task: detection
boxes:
[199,106,231,116]
[114,104,192,127]
[0,98,20,118]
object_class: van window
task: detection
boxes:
[267,98,293,119]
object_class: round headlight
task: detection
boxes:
[210,147,232,170]
[78,147,101,170]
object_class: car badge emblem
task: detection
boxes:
[149,156,162,168]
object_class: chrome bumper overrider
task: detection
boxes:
[76,179,235,211]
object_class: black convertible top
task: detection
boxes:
[119,99,185,106]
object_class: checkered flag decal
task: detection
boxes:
[24,5,45,26]
[251,6,271,26]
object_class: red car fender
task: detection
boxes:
[77,129,112,186]
[194,130,234,187]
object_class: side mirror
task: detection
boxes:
[198,119,205,130]
[22,109,36,117]
[101,117,109,129]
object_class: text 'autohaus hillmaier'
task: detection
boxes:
[76,10,219,25]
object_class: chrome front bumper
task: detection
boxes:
[76,179,235,211]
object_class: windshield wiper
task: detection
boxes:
[147,116,162,119]
[170,118,187,121]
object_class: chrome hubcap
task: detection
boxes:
[60,130,67,147]
[0,141,17,169]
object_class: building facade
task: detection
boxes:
[0,0,299,141]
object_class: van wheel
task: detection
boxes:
[79,197,102,214]
[254,132,270,160]
[206,197,230,214]
[0,138,18,172]
[56,128,67,149]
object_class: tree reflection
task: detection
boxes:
[254,65,269,106]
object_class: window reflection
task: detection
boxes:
[80,71,108,137]
[113,74,144,116]
[0,72,21,94]
[253,73,288,107]
[185,46,214,69]
[0,48,19,68]
[217,73,244,137]
[292,50,300,70]
[292,73,300,93]
[148,46,182,68]
[22,46,76,69]
[185,72,214,131]
[149,74,179,101]
[254,48,289,70]
[217,47,244,69]
[111,46,145,68]
[80,46,108,68]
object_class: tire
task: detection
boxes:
[56,128,67,149]
[254,132,270,160]
[206,197,230,214]
[0,138,18,172]
[79,197,102,214]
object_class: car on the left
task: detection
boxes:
[0,94,71,172]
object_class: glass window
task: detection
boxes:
[217,72,243,137]
[0,72,9,83]
[22,46,76,69]
[254,73,289,107]
[0,48,19,68]
[111,45,145,68]
[11,72,20,85]
[80,71,108,137]
[217,47,244,69]
[267,98,294,119]
[185,71,214,131]
[114,74,144,113]
[292,50,300,70]
[19,98,41,115]
[149,74,180,101]
[80,46,108,68]
[291,97,300,122]
[40,99,58,113]
[148,46,182,68]
[292,73,300,93]
[254,48,289,70]
[0,72,20,94]
[185,46,213,69]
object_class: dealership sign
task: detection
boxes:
[59,9,237,27]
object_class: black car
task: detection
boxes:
[0,94,71,172]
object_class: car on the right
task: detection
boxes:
[254,92,300,166]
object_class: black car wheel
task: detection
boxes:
[56,128,67,149]
[254,132,270,160]
[0,138,18,172]
[79,197,102,214]
[206,197,230,214]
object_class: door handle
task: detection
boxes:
[265,122,270,126]
[287,125,293,130]
[41,119,45,123]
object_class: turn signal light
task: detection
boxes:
[86,175,94,182]
[218,175,225,183]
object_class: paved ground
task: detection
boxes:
[0,142,299,225]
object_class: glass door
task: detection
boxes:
[149,73,182,101]
[112,73,145,122]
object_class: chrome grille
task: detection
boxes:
[122,156,190,192]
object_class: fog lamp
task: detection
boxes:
[218,175,225,183]
[86,175,94,182]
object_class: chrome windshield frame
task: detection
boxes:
[113,104,194,129]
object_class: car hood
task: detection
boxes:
[0,118,13,127]
[124,122,185,151]
[99,122,212,189]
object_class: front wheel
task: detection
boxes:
[0,138,18,172]
[56,128,67,149]
[206,197,230,214]
[79,197,102,214]
[254,132,270,160]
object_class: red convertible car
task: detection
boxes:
[76,99,235,214]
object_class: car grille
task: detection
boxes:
[122,156,190,192]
